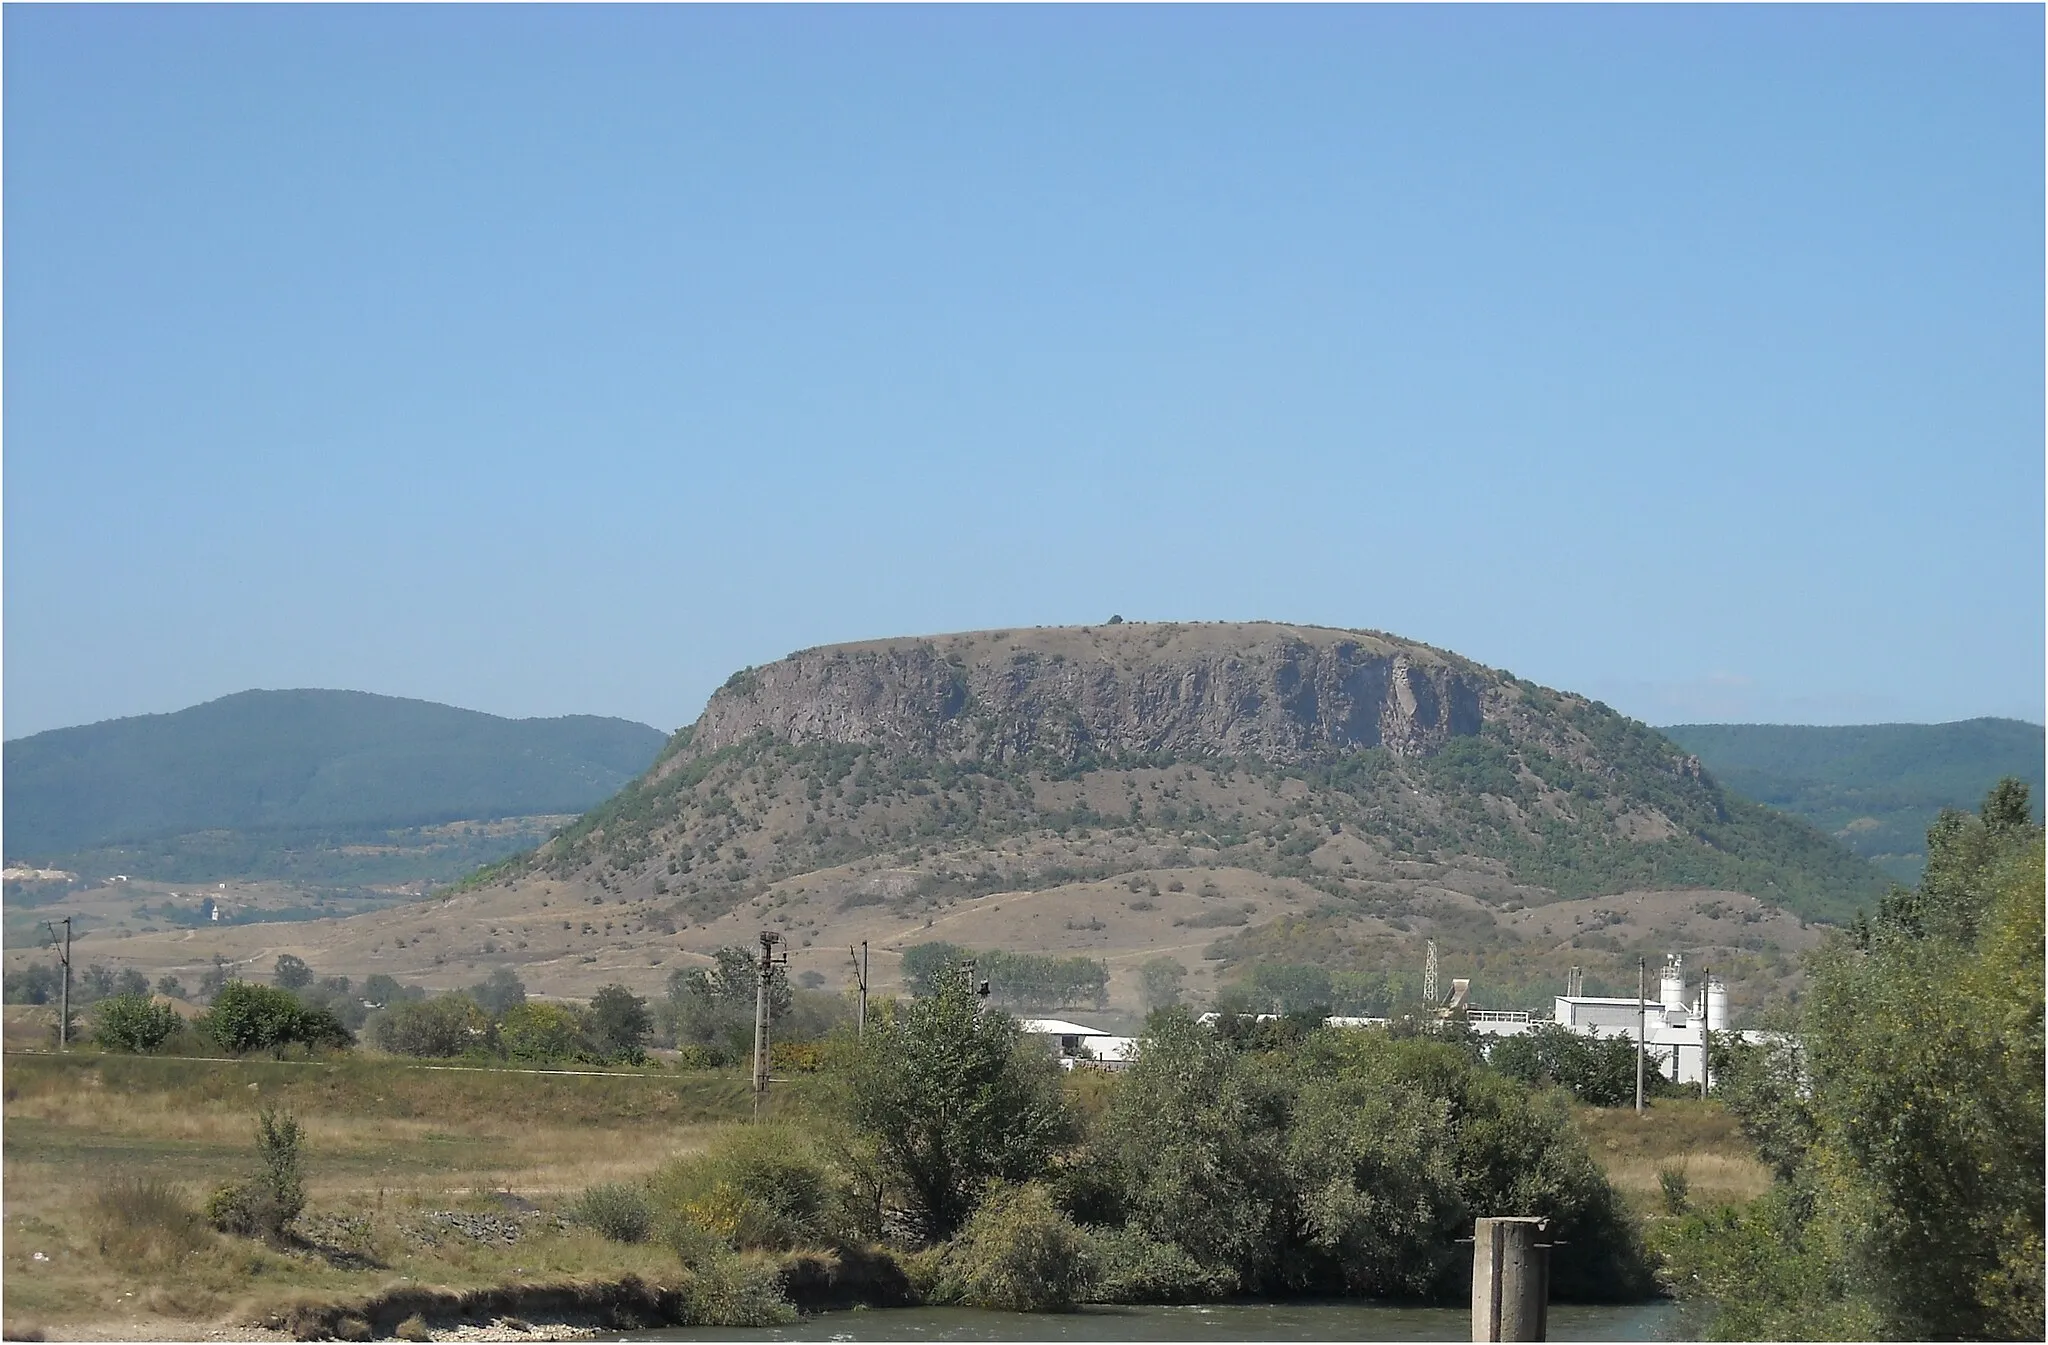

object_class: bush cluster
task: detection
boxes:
[202,983,350,1054]
[90,993,182,1053]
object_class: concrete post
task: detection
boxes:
[1473,1216,1550,1342]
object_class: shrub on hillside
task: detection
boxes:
[935,1184,1095,1312]
[91,993,181,1053]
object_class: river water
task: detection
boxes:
[625,1299,1682,1341]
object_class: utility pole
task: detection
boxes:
[43,918,72,1050]
[1699,964,1711,1101]
[751,930,786,1120]
[1635,956,1646,1116]
[958,955,990,1007]
[849,941,869,1039]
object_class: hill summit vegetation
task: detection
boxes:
[462,623,1883,1010]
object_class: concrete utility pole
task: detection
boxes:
[1472,1216,1551,1341]
[1635,956,1646,1116]
[44,918,72,1050]
[751,930,786,1119]
[1699,964,1711,1101]
[849,941,869,1039]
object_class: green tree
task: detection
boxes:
[1094,1007,1290,1290]
[898,942,970,998]
[271,954,314,991]
[1138,957,1186,1013]
[3,963,58,1005]
[469,966,527,1018]
[1488,1022,1661,1107]
[1664,780,2045,1339]
[839,963,1074,1242]
[1240,962,1334,1015]
[360,973,421,1008]
[587,984,652,1062]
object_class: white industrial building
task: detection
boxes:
[1545,955,1729,1087]
[1028,954,1743,1088]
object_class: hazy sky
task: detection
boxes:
[6,6,2042,739]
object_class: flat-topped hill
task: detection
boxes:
[692,622,1482,766]
[45,626,1887,1016]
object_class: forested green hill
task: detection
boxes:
[4,689,668,858]
[1661,718,2043,882]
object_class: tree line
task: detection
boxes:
[1656,780,2043,1339]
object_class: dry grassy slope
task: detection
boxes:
[17,624,1860,1019]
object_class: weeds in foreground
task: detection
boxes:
[1659,1166,1692,1215]
[86,1176,212,1266]
[568,1184,653,1244]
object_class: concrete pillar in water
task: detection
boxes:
[1472,1216,1550,1342]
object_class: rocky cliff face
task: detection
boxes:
[686,623,1488,768]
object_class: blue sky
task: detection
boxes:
[6,5,2041,738]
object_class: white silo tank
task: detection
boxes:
[1706,978,1729,1032]
[1659,955,1686,1013]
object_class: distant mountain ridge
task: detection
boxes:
[1661,718,2044,883]
[4,689,668,858]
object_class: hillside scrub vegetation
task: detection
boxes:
[482,628,1886,960]
[1656,780,2044,1339]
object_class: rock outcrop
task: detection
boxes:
[685,623,1487,768]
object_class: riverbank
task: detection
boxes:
[2,1048,1750,1340]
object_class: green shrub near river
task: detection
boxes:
[580,965,1654,1313]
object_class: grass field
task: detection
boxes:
[1575,1097,1773,1216]
[1,1047,1770,1341]
[1,1050,808,1341]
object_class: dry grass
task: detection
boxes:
[1575,1099,1772,1213]
[1,1050,800,1336]
[84,1176,213,1266]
